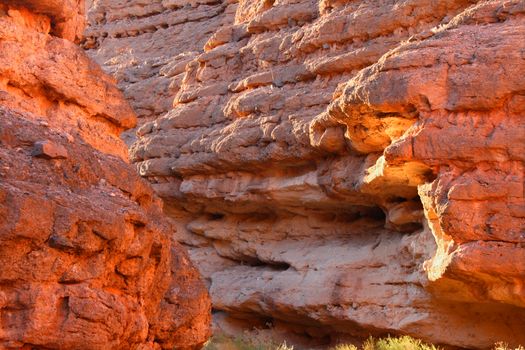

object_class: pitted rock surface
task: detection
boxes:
[0,1,211,348]
[0,109,210,349]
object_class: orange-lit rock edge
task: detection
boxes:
[0,1,211,349]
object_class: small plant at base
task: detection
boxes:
[332,344,358,350]
[204,333,293,350]
[332,336,442,350]
[206,333,524,350]
[494,342,525,350]
[276,342,294,350]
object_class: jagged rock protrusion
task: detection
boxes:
[0,1,211,348]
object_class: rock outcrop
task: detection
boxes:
[0,1,210,348]
[85,0,525,348]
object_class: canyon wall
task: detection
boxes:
[0,1,210,348]
[85,0,525,348]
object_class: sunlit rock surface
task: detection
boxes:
[0,1,211,348]
[85,0,525,348]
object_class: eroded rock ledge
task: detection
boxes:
[0,1,210,348]
[86,0,525,348]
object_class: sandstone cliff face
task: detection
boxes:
[84,0,235,144]
[86,0,525,348]
[0,2,210,349]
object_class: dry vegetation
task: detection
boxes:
[204,334,525,350]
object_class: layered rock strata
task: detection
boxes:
[86,0,525,348]
[84,0,236,143]
[0,1,210,348]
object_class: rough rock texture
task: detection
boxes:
[0,2,210,349]
[86,0,525,348]
[84,0,236,144]
[2,0,86,41]
[0,1,133,159]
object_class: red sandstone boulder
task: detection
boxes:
[0,108,211,349]
[0,1,211,348]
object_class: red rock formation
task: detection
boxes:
[0,1,211,348]
[85,0,525,348]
